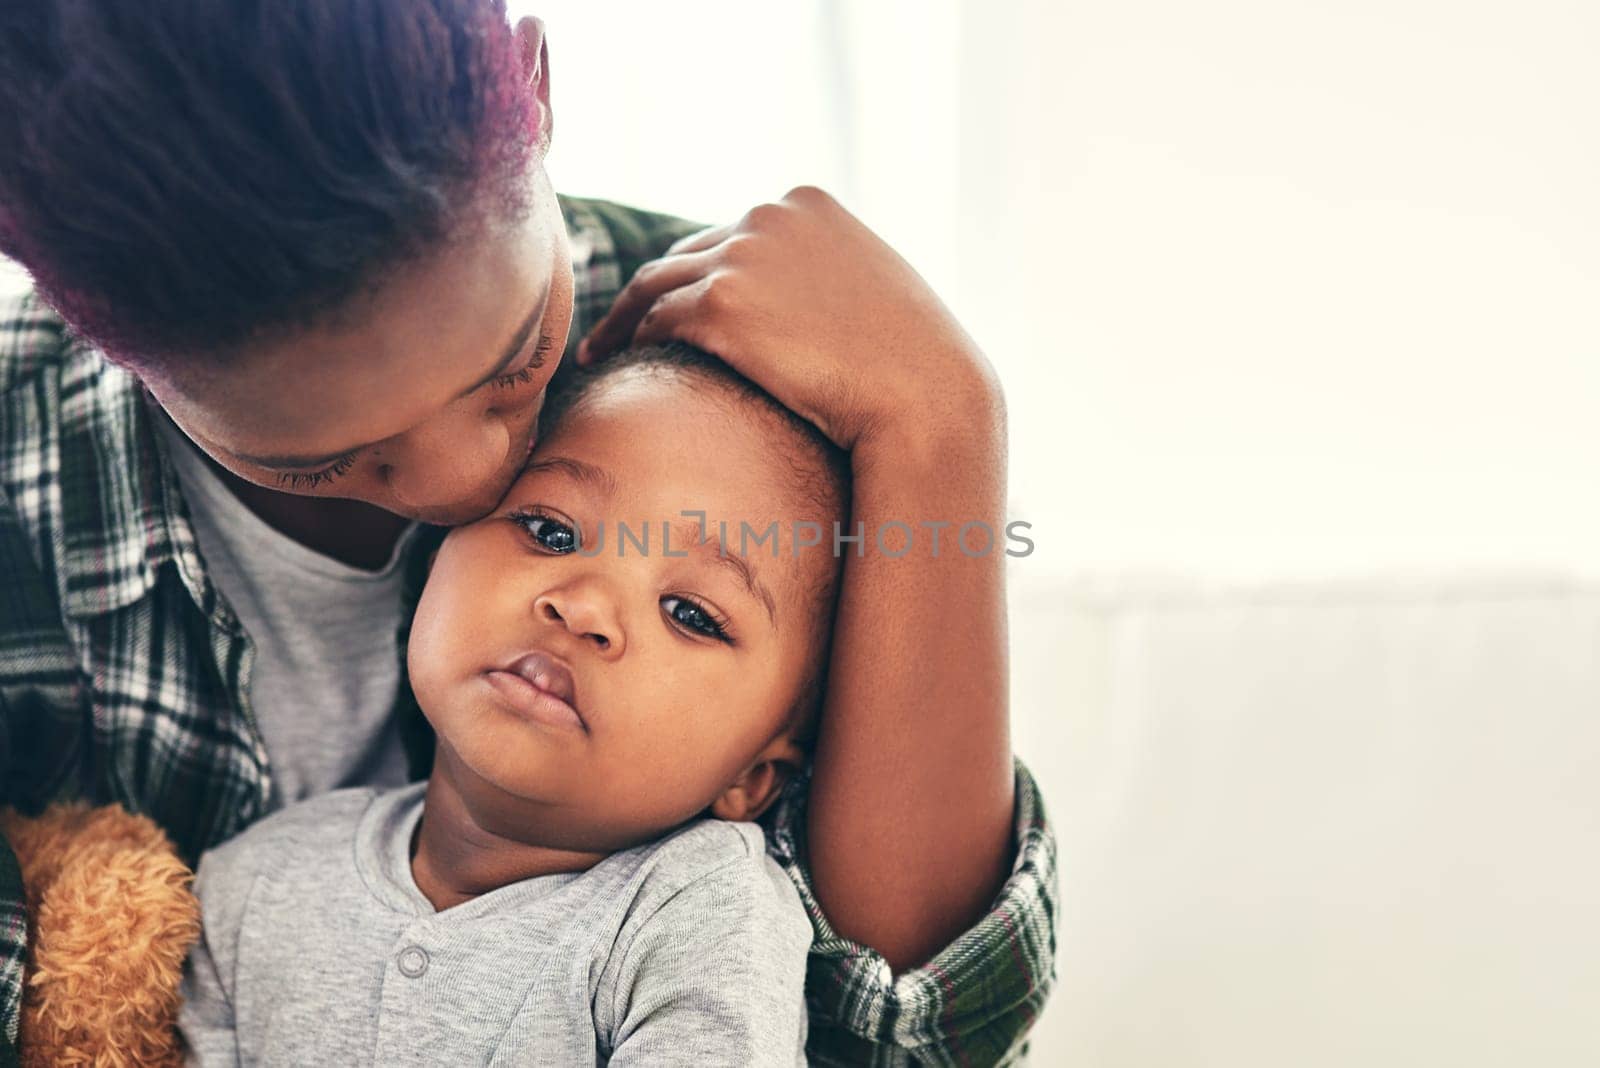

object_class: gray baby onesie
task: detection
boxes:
[179,783,811,1066]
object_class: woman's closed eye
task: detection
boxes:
[275,451,359,490]
[272,334,556,491]
[492,332,557,389]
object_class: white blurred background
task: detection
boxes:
[523,0,1600,581]
[6,2,1599,1063]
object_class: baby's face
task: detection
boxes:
[408,367,832,851]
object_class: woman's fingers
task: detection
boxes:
[627,274,721,353]
[577,246,721,364]
[665,222,734,257]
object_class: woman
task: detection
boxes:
[0,4,1055,1063]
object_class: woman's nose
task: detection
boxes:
[381,408,511,510]
[534,584,625,658]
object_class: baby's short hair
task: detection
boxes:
[543,342,849,748]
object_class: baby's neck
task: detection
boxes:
[410,770,607,913]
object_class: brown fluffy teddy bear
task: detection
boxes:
[0,804,198,1067]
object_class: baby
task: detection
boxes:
[178,343,850,1066]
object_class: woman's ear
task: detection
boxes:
[514,16,553,153]
[709,735,807,823]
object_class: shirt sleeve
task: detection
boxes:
[176,851,248,1067]
[0,465,98,1064]
[0,834,22,1064]
[764,758,1059,1068]
[178,924,239,1067]
[601,830,811,1068]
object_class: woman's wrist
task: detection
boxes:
[855,362,1007,490]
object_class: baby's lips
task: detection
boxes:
[504,649,579,715]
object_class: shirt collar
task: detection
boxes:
[53,339,217,622]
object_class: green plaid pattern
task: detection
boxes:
[0,196,1057,1064]
[767,762,1057,1066]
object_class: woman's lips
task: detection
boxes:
[484,651,585,732]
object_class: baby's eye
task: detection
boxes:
[662,595,731,643]
[508,509,579,554]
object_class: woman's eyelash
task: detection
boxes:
[275,451,358,490]
[492,332,558,389]
[273,335,558,489]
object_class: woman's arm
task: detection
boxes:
[807,393,1015,969]
[578,187,1015,969]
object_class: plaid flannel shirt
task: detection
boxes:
[0,195,1057,1066]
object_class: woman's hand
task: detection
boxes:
[576,186,1001,452]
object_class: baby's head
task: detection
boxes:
[408,343,848,853]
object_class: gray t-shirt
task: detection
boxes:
[179,784,811,1066]
[154,411,415,806]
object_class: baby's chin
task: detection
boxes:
[431,731,716,853]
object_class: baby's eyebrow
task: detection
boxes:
[523,456,618,496]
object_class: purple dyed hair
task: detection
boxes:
[0,1,543,368]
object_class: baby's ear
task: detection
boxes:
[710,735,806,823]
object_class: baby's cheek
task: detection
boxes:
[608,699,713,775]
